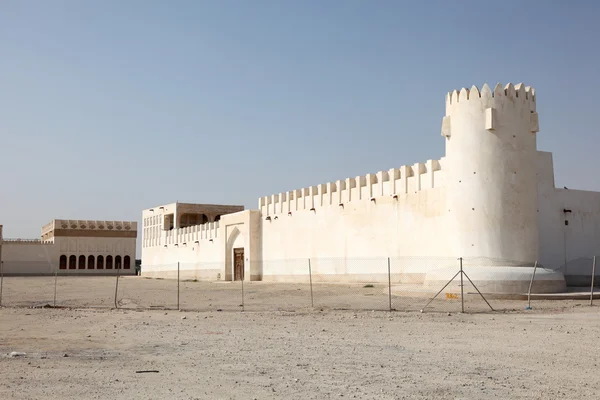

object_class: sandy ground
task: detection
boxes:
[1,277,600,399]
[1,305,600,399]
[0,275,581,313]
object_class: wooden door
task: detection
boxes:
[234,248,244,281]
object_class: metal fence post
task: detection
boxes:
[308,258,314,308]
[114,261,120,309]
[387,257,392,312]
[590,256,596,306]
[0,261,3,307]
[459,257,464,313]
[240,266,245,312]
[526,261,538,310]
[53,262,59,307]
[177,262,180,310]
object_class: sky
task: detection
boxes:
[1,0,599,256]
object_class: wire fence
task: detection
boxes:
[0,256,598,313]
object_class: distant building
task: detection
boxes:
[0,219,137,275]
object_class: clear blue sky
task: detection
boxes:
[1,1,599,253]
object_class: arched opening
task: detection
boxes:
[115,255,122,270]
[226,227,246,281]
[124,255,131,269]
[106,255,113,269]
[214,214,221,222]
[59,255,67,270]
[88,255,95,269]
[69,255,76,269]
[78,255,86,269]
[97,255,104,269]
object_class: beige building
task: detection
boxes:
[0,219,137,275]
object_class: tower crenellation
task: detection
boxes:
[445,82,536,109]
[442,82,539,141]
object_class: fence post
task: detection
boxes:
[240,266,245,312]
[387,257,392,312]
[53,262,59,307]
[591,256,596,306]
[114,261,121,309]
[526,261,538,310]
[459,257,464,313]
[177,262,180,310]
[0,261,3,307]
[308,258,314,308]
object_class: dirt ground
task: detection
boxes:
[0,276,579,313]
[1,277,599,399]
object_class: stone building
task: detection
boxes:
[0,219,137,275]
[141,82,600,293]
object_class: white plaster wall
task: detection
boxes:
[259,186,451,281]
[1,243,57,275]
[537,150,600,283]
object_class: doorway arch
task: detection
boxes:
[225,227,245,281]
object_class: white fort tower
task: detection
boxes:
[435,83,563,292]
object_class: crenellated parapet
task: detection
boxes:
[258,158,445,216]
[2,238,51,245]
[46,220,137,232]
[164,221,219,246]
[442,83,538,139]
[42,219,138,240]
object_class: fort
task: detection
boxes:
[141,82,600,293]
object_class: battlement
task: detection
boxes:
[445,83,536,114]
[2,238,51,245]
[259,158,445,216]
[441,83,539,138]
[164,221,219,246]
[44,219,138,233]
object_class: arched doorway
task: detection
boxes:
[225,227,245,281]
[97,255,104,269]
[69,255,76,269]
[88,255,95,269]
[78,255,86,269]
[115,255,122,270]
[124,256,131,269]
[106,256,113,269]
[59,255,67,270]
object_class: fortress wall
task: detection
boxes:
[141,230,224,280]
[537,150,600,284]
[1,241,57,275]
[259,185,451,282]
[259,158,445,217]
[163,221,219,246]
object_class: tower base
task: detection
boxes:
[423,266,566,294]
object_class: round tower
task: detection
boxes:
[444,82,539,261]
[428,82,566,293]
